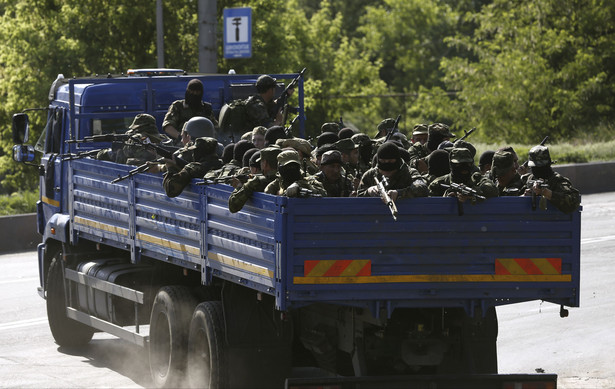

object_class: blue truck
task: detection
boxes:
[11,70,578,388]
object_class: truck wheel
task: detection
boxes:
[46,258,94,347]
[187,301,227,389]
[149,286,197,388]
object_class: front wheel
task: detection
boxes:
[149,286,197,388]
[187,301,227,389]
[46,258,94,348]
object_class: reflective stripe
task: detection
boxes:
[293,274,572,284]
[74,216,129,236]
[42,196,60,207]
[304,260,371,277]
[208,252,274,278]
[496,258,562,275]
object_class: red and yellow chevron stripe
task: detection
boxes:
[304,260,371,277]
[495,258,562,275]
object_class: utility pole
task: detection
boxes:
[156,0,164,68]
[199,0,218,73]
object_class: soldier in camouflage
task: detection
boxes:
[228,147,282,213]
[408,123,455,174]
[163,137,222,198]
[491,150,525,196]
[264,150,327,197]
[163,79,218,146]
[357,142,429,201]
[523,145,581,214]
[429,147,499,200]
[314,150,354,197]
[97,113,164,165]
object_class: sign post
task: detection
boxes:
[223,7,252,59]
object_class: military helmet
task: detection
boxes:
[277,149,301,167]
[491,150,515,177]
[449,147,473,164]
[528,145,552,167]
[255,75,277,92]
[182,117,215,139]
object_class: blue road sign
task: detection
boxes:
[223,7,252,59]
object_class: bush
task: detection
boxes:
[0,191,38,216]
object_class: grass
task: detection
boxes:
[473,140,615,165]
[0,190,38,216]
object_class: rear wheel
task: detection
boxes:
[149,286,198,388]
[46,257,94,347]
[187,301,227,389]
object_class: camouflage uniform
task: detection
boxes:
[228,171,277,213]
[264,150,327,197]
[314,150,354,197]
[429,148,499,198]
[357,164,428,198]
[163,101,217,146]
[245,95,277,129]
[524,145,580,214]
[163,137,222,198]
[98,114,163,165]
[491,150,525,196]
[227,146,282,213]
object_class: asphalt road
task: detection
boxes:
[0,192,613,388]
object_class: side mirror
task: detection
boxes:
[12,113,30,144]
[12,145,36,163]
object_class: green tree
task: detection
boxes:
[416,0,615,143]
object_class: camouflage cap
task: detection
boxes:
[491,150,515,177]
[351,133,371,145]
[256,146,282,164]
[187,137,218,155]
[277,149,301,167]
[528,145,552,167]
[338,127,356,139]
[277,138,313,157]
[334,138,358,153]
[454,139,476,158]
[321,122,340,134]
[449,147,474,164]
[127,114,163,143]
[428,123,455,138]
[316,132,339,148]
[320,150,343,166]
[255,75,277,90]
[377,118,396,135]
[412,124,429,135]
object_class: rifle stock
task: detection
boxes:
[374,176,398,221]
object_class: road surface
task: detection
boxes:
[0,192,613,388]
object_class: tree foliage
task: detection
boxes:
[1,0,614,193]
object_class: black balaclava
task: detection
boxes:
[451,162,473,184]
[531,165,553,180]
[428,149,451,177]
[185,79,204,109]
[377,142,402,172]
[279,163,302,186]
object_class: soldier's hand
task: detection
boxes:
[367,185,379,197]
[416,158,428,174]
[387,190,399,202]
[285,183,300,197]
[230,177,242,189]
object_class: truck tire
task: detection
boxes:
[46,258,94,348]
[149,286,198,388]
[187,301,227,389]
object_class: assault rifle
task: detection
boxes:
[284,115,300,138]
[374,176,398,221]
[455,127,476,142]
[296,187,322,198]
[112,158,164,184]
[67,133,131,144]
[384,115,401,143]
[199,173,259,186]
[277,68,307,125]
[60,148,104,161]
[527,178,549,211]
[440,182,486,216]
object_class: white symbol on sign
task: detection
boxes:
[227,16,248,43]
